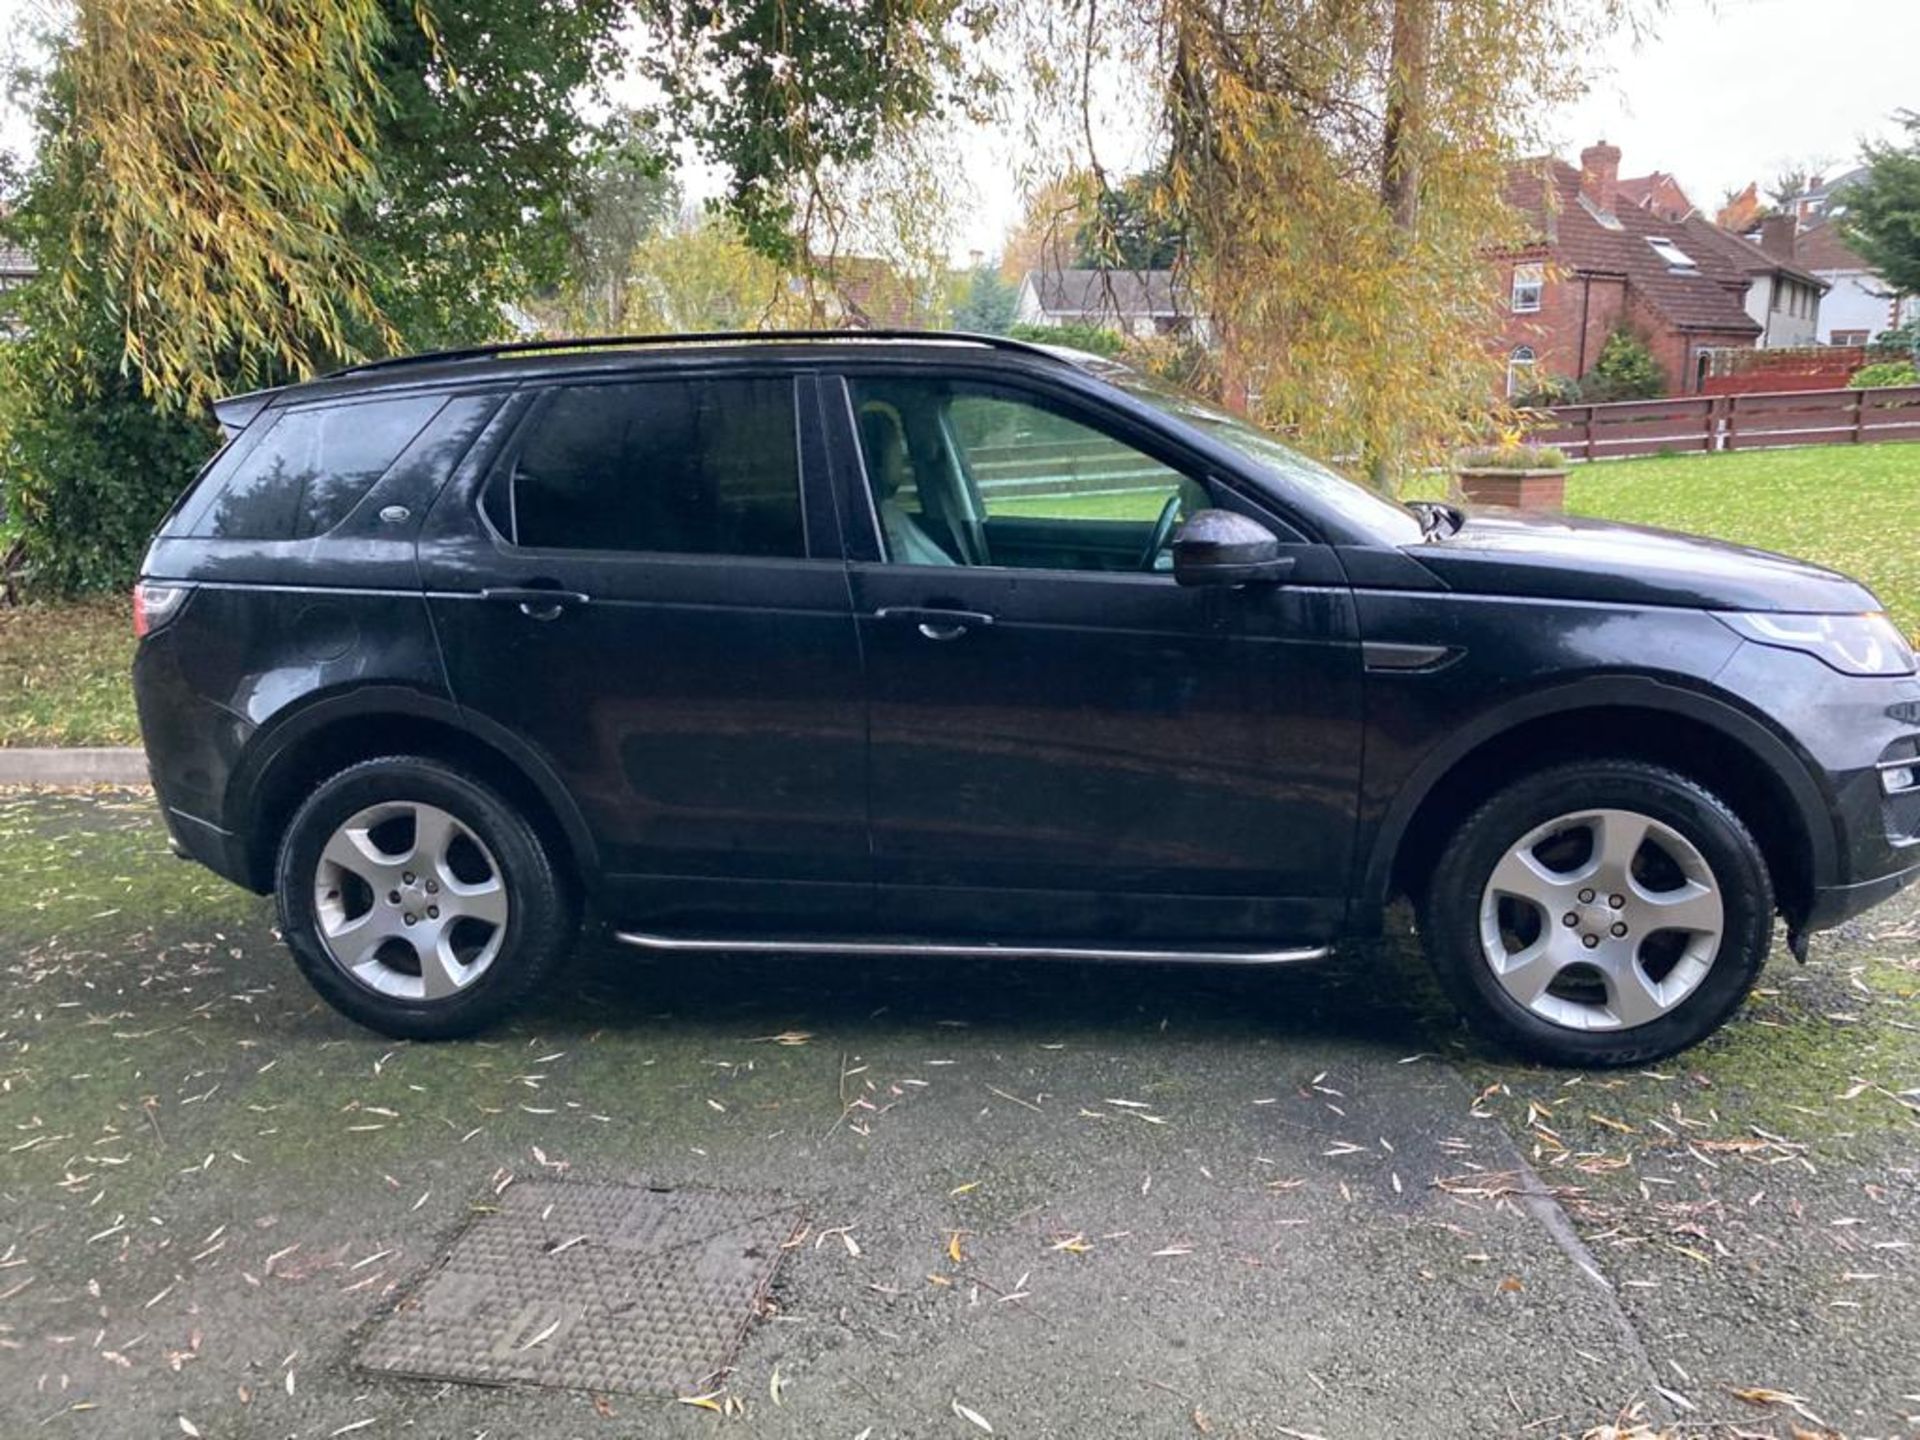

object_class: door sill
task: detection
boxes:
[614,929,1330,966]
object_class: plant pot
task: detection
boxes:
[1453,466,1567,512]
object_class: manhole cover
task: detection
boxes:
[358,1181,803,1395]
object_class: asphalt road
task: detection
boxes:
[2,789,1915,1438]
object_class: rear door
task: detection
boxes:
[827,368,1366,945]
[418,369,870,933]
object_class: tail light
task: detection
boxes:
[133,581,190,638]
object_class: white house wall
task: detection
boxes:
[1814,269,1902,343]
[1013,277,1048,328]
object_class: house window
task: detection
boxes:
[1506,345,1537,398]
[1510,263,1544,313]
[1831,330,1869,346]
[1646,237,1697,273]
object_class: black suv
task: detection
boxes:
[132,331,1920,1065]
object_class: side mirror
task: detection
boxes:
[1171,509,1295,588]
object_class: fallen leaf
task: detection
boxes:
[952,1398,994,1433]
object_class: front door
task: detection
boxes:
[828,371,1365,945]
[419,371,869,933]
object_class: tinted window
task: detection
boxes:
[197,396,442,540]
[496,379,803,557]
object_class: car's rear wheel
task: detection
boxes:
[1421,760,1774,1066]
[276,756,575,1038]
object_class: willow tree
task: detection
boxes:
[36,0,398,408]
[3,0,627,590]
[1024,0,1637,479]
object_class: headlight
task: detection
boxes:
[1720,611,1917,677]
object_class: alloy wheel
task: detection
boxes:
[312,801,509,1001]
[1477,807,1724,1031]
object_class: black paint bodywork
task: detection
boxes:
[134,340,1920,950]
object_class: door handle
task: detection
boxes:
[874,606,995,641]
[480,586,591,621]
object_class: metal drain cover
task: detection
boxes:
[358,1181,802,1395]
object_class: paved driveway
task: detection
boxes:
[2,790,1915,1437]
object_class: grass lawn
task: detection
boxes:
[1563,441,1920,639]
[1010,444,1920,639]
[0,595,139,747]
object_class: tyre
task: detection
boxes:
[1420,760,1774,1067]
[275,756,576,1039]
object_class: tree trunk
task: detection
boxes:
[1373,0,1434,486]
[1380,0,1433,235]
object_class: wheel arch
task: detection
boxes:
[1369,677,1834,925]
[228,686,598,895]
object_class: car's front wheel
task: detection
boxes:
[276,756,575,1039]
[1421,760,1774,1067]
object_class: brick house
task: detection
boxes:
[1496,144,1824,397]
[1615,170,1695,224]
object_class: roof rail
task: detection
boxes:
[327,328,1071,378]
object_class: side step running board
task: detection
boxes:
[615,930,1330,966]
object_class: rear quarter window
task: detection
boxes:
[192,395,444,540]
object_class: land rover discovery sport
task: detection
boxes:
[131,331,1920,1065]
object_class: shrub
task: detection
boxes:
[0,343,217,595]
[1510,373,1580,409]
[1454,442,1567,471]
[1866,319,1920,363]
[1007,321,1126,357]
[1848,359,1920,389]
[1579,329,1665,402]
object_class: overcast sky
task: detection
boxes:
[3,0,1916,261]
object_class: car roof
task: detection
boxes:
[213,331,1110,434]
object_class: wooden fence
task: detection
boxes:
[1535,384,1920,461]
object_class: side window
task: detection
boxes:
[196,395,443,540]
[947,394,1193,524]
[849,377,1204,573]
[491,378,803,557]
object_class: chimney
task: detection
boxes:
[1758,213,1796,262]
[1580,141,1622,217]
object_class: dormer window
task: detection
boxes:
[1646,237,1697,273]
